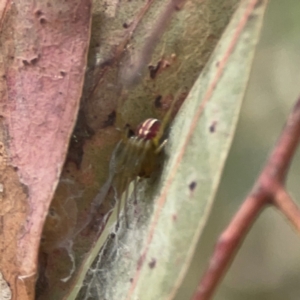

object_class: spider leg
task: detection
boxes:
[115,173,129,230]
[155,138,168,154]
[123,177,131,229]
[133,177,138,205]
[75,174,114,235]
[115,182,122,231]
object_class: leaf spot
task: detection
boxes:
[189,181,197,191]
[148,57,171,79]
[209,121,217,133]
[34,9,43,17]
[60,71,67,77]
[22,60,30,66]
[31,57,39,65]
[148,258,156,269]
[22,56,39,66]
[40,17,47,25]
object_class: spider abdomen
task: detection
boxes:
[135,118,161,140]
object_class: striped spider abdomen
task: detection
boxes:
[89,117,167,229]
[135,118,161,141]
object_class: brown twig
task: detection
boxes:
[192,96,300,300]
[273,187,300,233]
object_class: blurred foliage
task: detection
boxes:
[176,0,300,299]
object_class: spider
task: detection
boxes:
[90,121,166,229]
[41,114,170,284]
[89,99,175,230]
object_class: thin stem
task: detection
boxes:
[273,186,300,234]
[262,98,300,182]
[192,190,267,300]
[192,96,300,300]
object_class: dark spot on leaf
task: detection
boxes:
[23,56,39,66]
[189,181,197,191]
[209,121,217,133]
[148,58,171,79]
[40,17,47,25]
[103,110,116,127]
[154,95,162,108]
[35,10,43,17]
[216,61,220,67]
[110,232,116,239]
[129,278,133,283]
[31,57,39,65]
[148,60,162,79]
[123,22,129,28]
[22,60,30,66]
[148,258,156,269]
[60,71,66,77]
[172,214,177,222]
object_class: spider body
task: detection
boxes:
[110,118,164,189]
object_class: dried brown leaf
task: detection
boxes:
[0,1,92,299]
